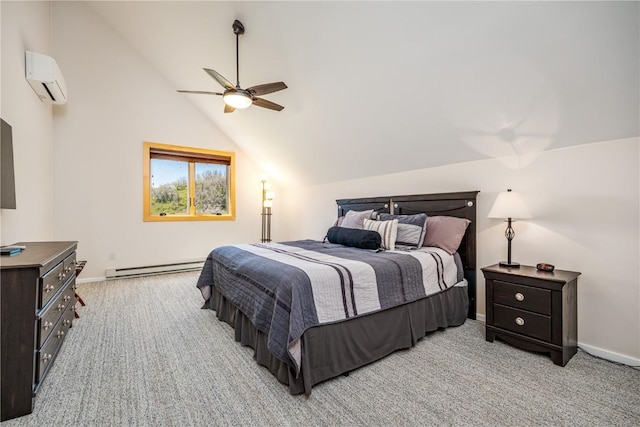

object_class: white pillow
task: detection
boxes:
[340,209,374,229]
[364,218,398,251]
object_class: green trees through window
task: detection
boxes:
[194,165,228,214]
[150,159,188,215]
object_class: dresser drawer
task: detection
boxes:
[35,302,74,385]
[63,252,77,278]
[39,262,65,309]
[493,280,551,315]
[493,304,551,342]
[37,278,75,348]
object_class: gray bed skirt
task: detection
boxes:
[205,284,469,395]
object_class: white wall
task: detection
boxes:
[0,1,55,243]
[284,138,640,363]
[49,2,276,279]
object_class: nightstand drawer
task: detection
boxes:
[493,304,551,342]
[493,280,551,315]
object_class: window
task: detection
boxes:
[143,142,235,221]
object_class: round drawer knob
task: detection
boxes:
[515,317,525,326]
[515,292,525,302]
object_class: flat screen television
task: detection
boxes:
[1,118,16,209]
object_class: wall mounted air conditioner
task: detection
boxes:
[25,51,68,105]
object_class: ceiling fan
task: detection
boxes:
[178,20,287,113]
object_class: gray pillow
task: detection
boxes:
[377,213,427,249]
[340,209,374,230]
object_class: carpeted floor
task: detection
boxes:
[3,271,639,426]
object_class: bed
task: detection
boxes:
[197,191,478,395]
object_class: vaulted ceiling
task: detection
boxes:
[87,1,639,186]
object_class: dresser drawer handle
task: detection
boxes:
[515,292,525,302]
[42,353,52,363]
[43,321,53,331]
[55,331,65,339]
[44,284,55,293]
[515,317,525,326]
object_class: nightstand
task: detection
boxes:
[482,264,581,366]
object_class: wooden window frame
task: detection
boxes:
[143,141,236,222]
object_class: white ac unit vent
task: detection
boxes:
[25,51,68,105]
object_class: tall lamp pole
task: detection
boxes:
[261,178,272,243]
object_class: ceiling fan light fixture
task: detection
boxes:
[223,91,252,109]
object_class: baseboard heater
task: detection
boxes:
[105,259,204,280]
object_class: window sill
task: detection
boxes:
[143,214,235,222]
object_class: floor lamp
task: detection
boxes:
[261,178,273,243]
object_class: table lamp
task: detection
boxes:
[488,189,532,268]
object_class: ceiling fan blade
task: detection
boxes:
[204,68,235,90]
[253,97,284,111]
[224,104,236,114]
[177,90,223,96]
[247,82,288,97]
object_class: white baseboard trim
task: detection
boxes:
[76,276,106,284]
[473,314,639,367]
[578,343,640,367]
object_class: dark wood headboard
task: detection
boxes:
[336,191,479,319]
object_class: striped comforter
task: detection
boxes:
[196,240,460,373]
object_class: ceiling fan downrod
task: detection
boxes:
[232,20,245,89]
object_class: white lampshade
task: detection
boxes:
[488,189,532,219]
[223,91,252,109]
[263,191,274,208]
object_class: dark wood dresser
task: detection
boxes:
[482,264,581,366]
[1,241,78,421]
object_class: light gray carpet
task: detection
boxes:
[4,272,639,426]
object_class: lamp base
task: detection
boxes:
[499,261,520,268]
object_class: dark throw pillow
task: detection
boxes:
[326,226,381,250]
